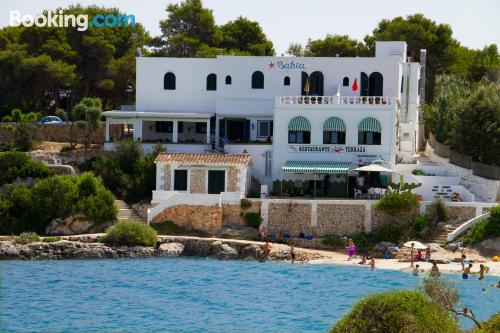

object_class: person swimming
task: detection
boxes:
[358,255,367,265]
[430,262,440,277]
[369,257,375,271]
[413,264,420,276]
[463,263,473,279]
[478,264,489,280]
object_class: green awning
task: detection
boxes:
[323,117,346,132]
[359,117,381,132]
[288,116,311,131]
[282,161,351,174]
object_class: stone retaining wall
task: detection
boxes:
[0,123,105,144]
[222,201,261,225]
[151,204,221,231]
[317,204,365,236]
[371,206,420,229]
[447,206,476,224]
[268,203,313,235]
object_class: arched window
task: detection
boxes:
[164,72,176,90]
[358,117,381,145]
[309,71,324,96]
[288,116,311,144]
[360,72,368,96]
[251,71,264,89]
[301,72,309,96]
[225,75,232,85]
[342,77,349,86]
[323,117,346,144]
[368,72,383,96]
[206,73,217,91]
[284,76,290,86]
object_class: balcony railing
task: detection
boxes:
[277,96,394,106]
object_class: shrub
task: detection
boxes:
[349,224,406,254]
[374,191,420,217]
[74,173,117,224]
[151,220,186,235]
[322,235,346,249]
[464,206,500,244]
[54,108,67,121]
[2,115,12,122]
[428,197,450,222]
[244,212,262,229]
[102,220,157,246]
[16,232,40,244]
[240,198,252,209]
[412,169,434,176]
[42,236,61,243]
[330,290,459,333]
[410,215,429,236]
[13,122,39,151]
[0,151,54,186]
[474,314,500,333]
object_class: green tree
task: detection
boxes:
[72,97,102,149]
[330,290,459,333]
[449,81,500,165]
[296,34,369,57]
[219,17,274,55]
[13,122,40,151]
[157,0,220,57]
[0,151,53,186]
[364,14,460,101]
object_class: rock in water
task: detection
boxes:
[215,243,239,260]
[157,243,185,257]
[240,244,265,260]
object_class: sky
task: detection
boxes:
[1,0,499,54]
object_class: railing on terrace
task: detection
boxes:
[276,96,394,106]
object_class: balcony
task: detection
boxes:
[276,96,395,108]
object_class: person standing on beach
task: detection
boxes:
[347,239,356,261]
[410,243,415,268]
[369,257,375,271]
[424,247,431,262]
[290,245,296,264]
[262,241,271,260]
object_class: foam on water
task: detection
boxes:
[1,258,499,332]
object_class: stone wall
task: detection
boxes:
[162,165,171,191]
[0,123,105,144]
[371,206,420,229]
[222,201,261,226]
[190,169,206,193]
[151,204,221,231]
[317,204,365,236]
[227,166,238,192]
[268,203,313,236]
[447,206,476,224]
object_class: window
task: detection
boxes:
[225,75,232,85]
[257,120,273,138]
[343,77,349,86]
[323,131,346,144]
[178,121,183,133]
[284,76,290,86]
[288,131,311,144]
[173,170,188,191]
[155,121,172,133]
[360,72,368,96]
[358,117,382,145]
[251,71,264,89]
[195,122,207,134]
[206,73,217,91]
[309,71,324,96]
[368,72,383,96]
[164,72,176,90]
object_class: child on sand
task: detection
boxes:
[460,254,467,271]
[347,239,356,261]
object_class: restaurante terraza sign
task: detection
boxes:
[288,145,367,153]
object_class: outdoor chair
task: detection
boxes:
[354,188,363,199]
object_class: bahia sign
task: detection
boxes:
[268,60,306,70]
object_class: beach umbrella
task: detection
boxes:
[403,241,427,250]
[354,164,394,173]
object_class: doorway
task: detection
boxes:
[208,170,225,194]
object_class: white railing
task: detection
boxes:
[447,212,490,242]
[276,96,394,106]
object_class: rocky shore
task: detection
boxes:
[0,235,323,262]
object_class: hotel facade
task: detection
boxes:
[103,41,423,200]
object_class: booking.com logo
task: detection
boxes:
[9,10,135,31]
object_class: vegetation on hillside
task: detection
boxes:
[463,205,500,244]
[0,151,54,186]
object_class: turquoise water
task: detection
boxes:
[1,258,499,332]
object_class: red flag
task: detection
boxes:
[352,78,358,92]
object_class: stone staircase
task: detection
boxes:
[115,200,140,221]
[431,224,460,243]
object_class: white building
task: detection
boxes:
[104,41,423,198]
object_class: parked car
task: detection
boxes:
[37,116,63,125]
